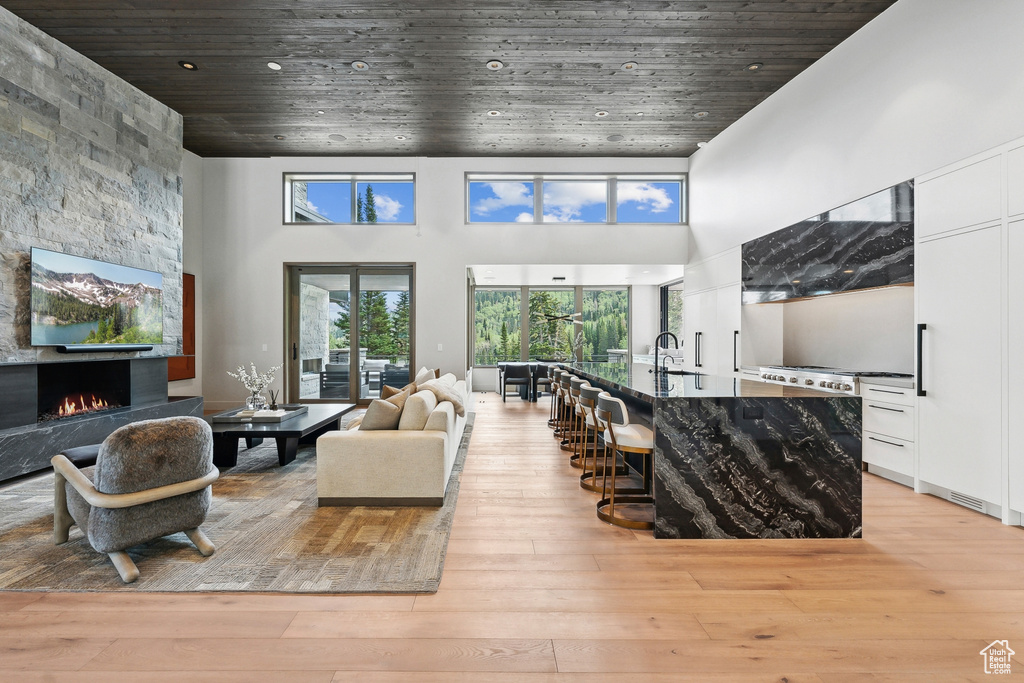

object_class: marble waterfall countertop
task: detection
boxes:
[562,362,863,540]
[565,362,836,401]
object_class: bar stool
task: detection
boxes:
[547,367,564,427]
[554,372,575,443]
[578,387,636,494]
[595,394,655,531]
[567,376,591,464]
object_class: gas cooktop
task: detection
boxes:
[758,366,913,395]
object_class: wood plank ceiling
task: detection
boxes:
[2,1,898,158]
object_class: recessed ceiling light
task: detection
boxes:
[843,269,855,273]
[642,270,651,274]
[489,143,498,148]
[660,144,671,148]
[316,110,325,115]
[267,61,282,71]
[486,110,502,117]
[485,59,504,71]
[635,112,644,117]
[693,111,709,119]
[579,143,588,148]
[485,269,493,274]
[274,135,285,140]
[178,61,198,71]
[696,141,708,148]
[595,110,609,117]
[607,134,624,142]
[328,134,347,142]
[745,62,764,71]
[621,61,639,72]
[351,60,369,71]
[394,134,407,140]
[792,279,801,283]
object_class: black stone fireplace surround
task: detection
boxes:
[0,357,202,483]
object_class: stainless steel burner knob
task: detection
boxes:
[819,381,827,387]
[805,379,814,385]
[789,377,797,383]
[843,383,852,391]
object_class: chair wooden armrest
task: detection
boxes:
[51,454,218,509]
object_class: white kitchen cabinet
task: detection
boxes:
[716,283,742,375]
[916,224,1002,507]
[682,289,717,373]
[916,154,1001,239]
[861,380,916,485]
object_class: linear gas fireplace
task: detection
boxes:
[37,360,131,422]
[0,357,203,483]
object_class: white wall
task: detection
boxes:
[169,150,204,398]
[630,285,661,356]
[781,285,915,372]
[688,0,1024,263]
[196,156,688,409]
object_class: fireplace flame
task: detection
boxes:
[58,394,109,417]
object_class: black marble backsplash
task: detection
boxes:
[742,181,914,304]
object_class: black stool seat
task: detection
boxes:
[60,444,100,467]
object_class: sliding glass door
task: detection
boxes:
[287,265,414,404]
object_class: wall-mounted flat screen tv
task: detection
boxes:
[30,248,163,347]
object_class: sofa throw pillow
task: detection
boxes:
[418,379,466,417]
[359,398,402,430]
[398,389,438,430]
[384,386,411,412]
[382,382,416,399]
[413,366,435,385]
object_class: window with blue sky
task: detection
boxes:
[285,173,415,224]
[466,173,684,224]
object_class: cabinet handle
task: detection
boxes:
[733,330,739,372]
[867,387,905,395]
[868,404,905,413]
[916,323,927,397]
[292,342,298,361]
[695,332,702,368]
[868,435,905,448]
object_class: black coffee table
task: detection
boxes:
[207,402,356,468]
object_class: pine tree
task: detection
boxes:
[499,321,510,361]
[356,194,365,223]
[364,185,377,223]
[391,290,410,359]
[360,290,396,356]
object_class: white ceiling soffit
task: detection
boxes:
[470,264,685,287]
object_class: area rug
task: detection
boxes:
[0,414,473,593]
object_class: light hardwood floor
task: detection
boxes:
[3,393,1024,681]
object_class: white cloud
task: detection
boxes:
[515,212,534,222]
[305,199,319,213]
[473,182,534,215]
[617,182,674,213]
[542,181,606,221]
[374,194,403,221]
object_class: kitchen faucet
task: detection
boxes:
[653,331,679,373]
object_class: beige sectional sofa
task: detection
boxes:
[316,373,469,506]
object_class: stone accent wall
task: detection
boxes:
[300,282,330,368]
[0,6,183,362]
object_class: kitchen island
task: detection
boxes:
[565,363,862,539]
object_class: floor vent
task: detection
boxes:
[950,490,985,513]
